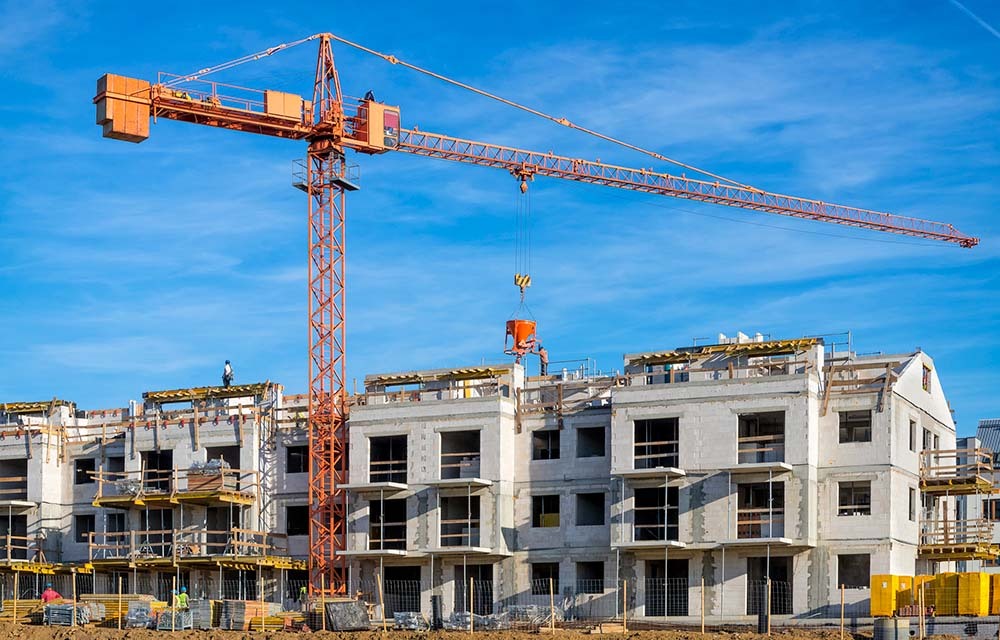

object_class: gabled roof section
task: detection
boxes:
[977,419,1000,454]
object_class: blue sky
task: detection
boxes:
[0,1,997,434]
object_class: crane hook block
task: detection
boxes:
[514,273,532,290]
[519,180,529,194]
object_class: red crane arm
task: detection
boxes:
[396,129,978,247]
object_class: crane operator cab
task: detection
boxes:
[357,94,400,153]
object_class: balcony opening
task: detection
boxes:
[370,435,407,483]
[141,450,173,493]
[532,494,560,528]
[207,506,237,552]
[532,430,560,460]
[634,418,679,469]
[75,514,96,544]
[441,431,481,479]
[838,411,872,443]
[370,498,407,550]
[737,482,784,538]
[576,492,605,526]
[75,458,96,485]
[441,495,480,547]
[577,426,606,458]
[644,558,689,616]
[838,481,871,516]
[384,566,421,616]
[634,486,679,541]
[286,445,308,474]
[576,561,604,594]
[738,411,785,464]
[141,508,174,557]
[204,445,240,491]
[838,553,870,589]
[0,514,28,560]
[747,556,791,615]
[531,562,559,595]
[454,564,492,615]
[106,512,127,533]
[0,459,28,501]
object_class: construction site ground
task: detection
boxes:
[0,625,934,640]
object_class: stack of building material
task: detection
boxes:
[126,601,154,628]
[86,602,106,621]
[156,609,193,630]
[81,593,155,626]
[324,599,370,631]
[219,600,281,630]
[393,611,428,630]
[0,599,45,623]
[188,599,217,630]
[245,611,307,631]
[44,603,90,626]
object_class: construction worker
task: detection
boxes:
[538,346,549,376]
[222,360,234,388]
[176,586,189,609]
[40,583,62,603]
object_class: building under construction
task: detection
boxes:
[0,333,981,622]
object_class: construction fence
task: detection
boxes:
[9,572,998,635]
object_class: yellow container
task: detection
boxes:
[871,574,899,617]
[990,574,1000,615]
[934,573,959,615]
[897,575,914,608]
[959,572,990,616]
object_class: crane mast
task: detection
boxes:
[92,33,979,595]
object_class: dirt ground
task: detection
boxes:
[0,625,953,640]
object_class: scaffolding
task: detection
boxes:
[918,448,999,562]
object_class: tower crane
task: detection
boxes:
[92,33,979,595]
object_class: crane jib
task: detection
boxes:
[395,129,978,248]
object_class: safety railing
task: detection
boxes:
[736,507,785,539]
[625,358,811,387]
[88,527,288,562]
[919,518,994,547]
[738,435,785,464]
[920,448,995,485]
[0,534,44,562]
[92,466,259,501]
[362,380,507,405]
[0,474,28,501]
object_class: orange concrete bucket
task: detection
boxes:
[506,319,537,350]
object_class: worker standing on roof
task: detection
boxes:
[538,346,549,376]
[222,360,234,388]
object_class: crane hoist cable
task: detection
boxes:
[514,177,533,306]
[326,33,756,190]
